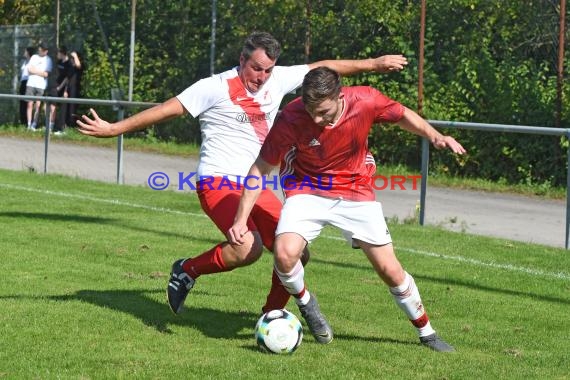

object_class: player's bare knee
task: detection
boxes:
[382,266,406,287]
[230,231,263,266]
[273,241,303,272]
[247,233,264,263]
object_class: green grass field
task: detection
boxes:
[1,168,569,379]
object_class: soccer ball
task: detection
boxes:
[255,309,303,354]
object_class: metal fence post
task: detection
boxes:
[419,137,429,225]
[116,108,125,184]
[43,100,51,174]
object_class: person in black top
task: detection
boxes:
[66,50,84,128]
[48,46,73,134]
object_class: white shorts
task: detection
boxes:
[276,194,392,246]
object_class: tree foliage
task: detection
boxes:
[3,0,569,186]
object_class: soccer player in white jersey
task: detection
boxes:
[228,67,465,351]
[77,31,408,316]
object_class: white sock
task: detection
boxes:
[390,272,436,337]
[275,260,311,305]
[296,290,311,306]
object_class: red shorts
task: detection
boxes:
[197,178,282,251]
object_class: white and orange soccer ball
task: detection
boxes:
[255,309,303,354]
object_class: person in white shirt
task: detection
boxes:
[25,43,53,130]
[19,47,35,126]
[77,31,408,317]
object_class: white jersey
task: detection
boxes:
[26,54,52,90]
[176,65,309,182]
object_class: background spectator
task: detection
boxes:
[25,42,52,131]
[18,47,35,126]
[66,50,84,128]
[48,46,73,134]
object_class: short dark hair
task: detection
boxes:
[58,46,67,55]
[302,67,342,110]
[241,31,281,61]
[38,42,48,50]
[25,47,35,56]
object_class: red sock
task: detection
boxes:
[262,269,292,313]
[181,243,229,279]
[411,312,430,328]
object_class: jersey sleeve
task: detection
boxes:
[371,87,405,123]
[176,76,222,118]
[272,65,310,94]
[259,116,293,166]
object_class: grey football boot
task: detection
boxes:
[298,295,333,344]
[420,333,455,352]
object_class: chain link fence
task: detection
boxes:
[0,23,57,125]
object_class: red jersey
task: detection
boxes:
[260,86,405,201]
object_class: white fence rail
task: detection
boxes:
[421,121,570,249]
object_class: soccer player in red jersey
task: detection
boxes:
[229,67,465,350]
[77,32,408,316]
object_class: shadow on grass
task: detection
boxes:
[239,334,415,354]
[1,288,419,348]
[47,288,259,338]
[333,333,414,347]
[0,211,221,245]
[310,256,570,306]
[0,289,256,338]
[0,211,115,224]
[240,334,416,355]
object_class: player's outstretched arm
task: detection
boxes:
[396,107,467,154]
[308,55,408,75]
[76,97,186,138]
[228,157,275,245]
